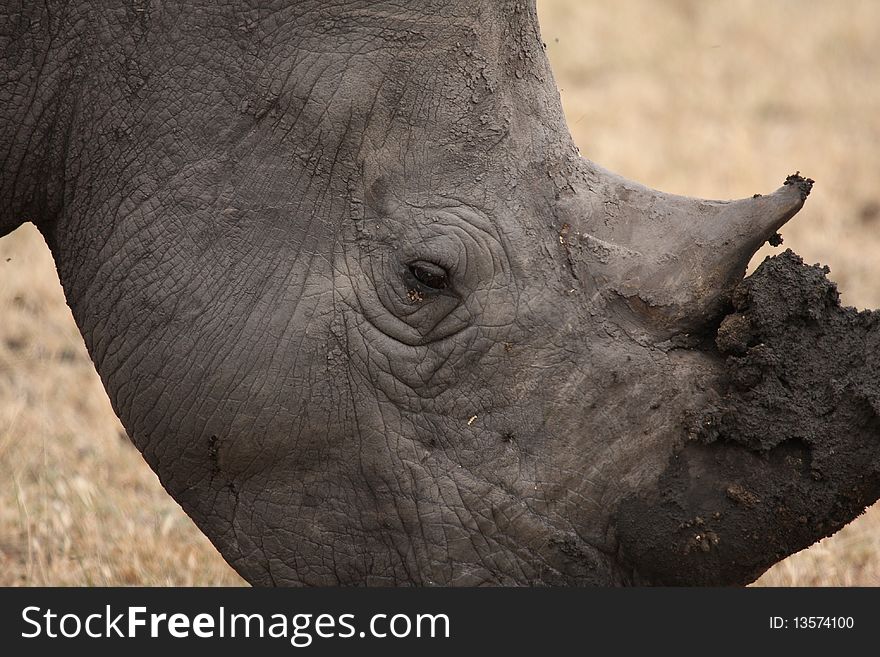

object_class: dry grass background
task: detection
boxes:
[1,0,878,586]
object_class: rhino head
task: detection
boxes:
[2,0,877,585]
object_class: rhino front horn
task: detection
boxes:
[565,165,814,334]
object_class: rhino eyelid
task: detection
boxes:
[406,260,451,294]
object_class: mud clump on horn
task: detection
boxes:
[615,249,880,586]
[783,171,816,201]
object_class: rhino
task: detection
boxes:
[2,0,878,586]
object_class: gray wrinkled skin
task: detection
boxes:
[4,1,869,586]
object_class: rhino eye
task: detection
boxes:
[408,261,449,292]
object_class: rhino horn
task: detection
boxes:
[567,166,814,334]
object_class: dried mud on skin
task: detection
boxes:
[616,250,880,585]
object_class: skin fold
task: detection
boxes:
[1,0,876,585]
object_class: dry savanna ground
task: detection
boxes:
[1,0,878,586]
